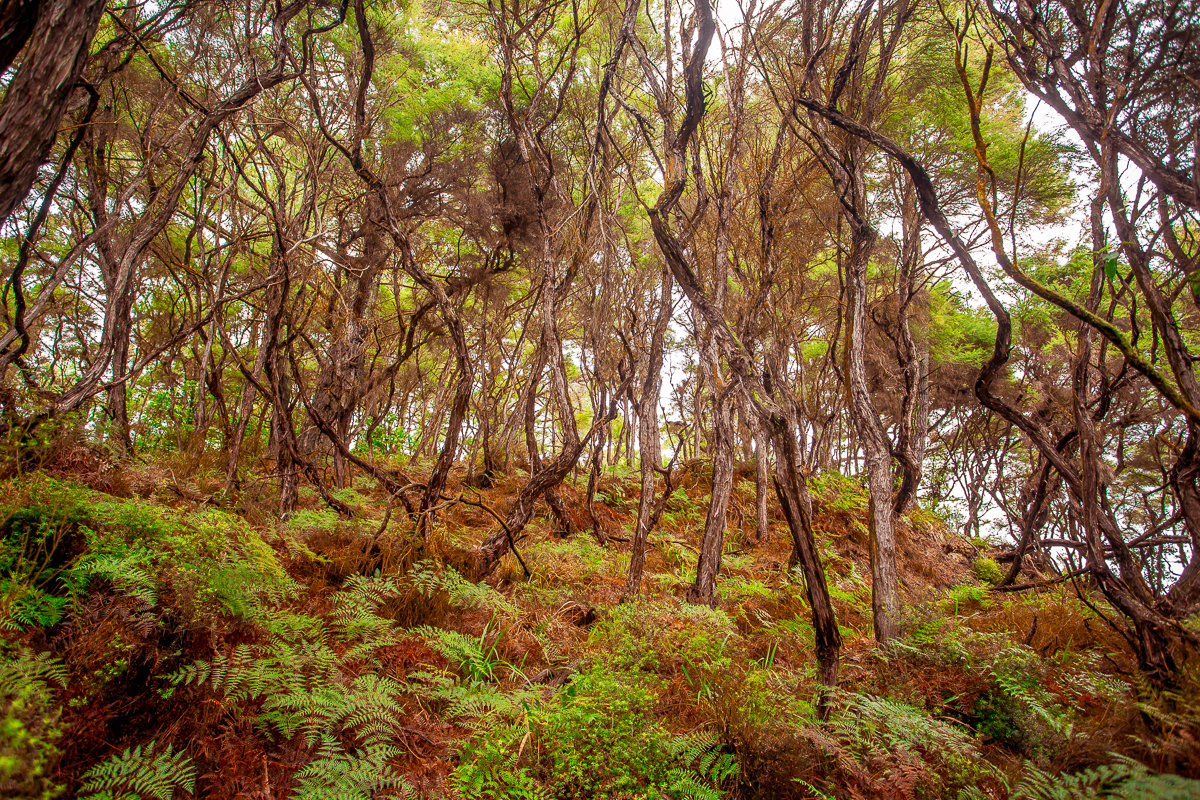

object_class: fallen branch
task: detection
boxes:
[990,567,1088,593]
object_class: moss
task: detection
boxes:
[973,557,1005,586]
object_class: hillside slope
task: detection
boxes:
[2,452,1198,799]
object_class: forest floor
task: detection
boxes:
[4,440,1200,799]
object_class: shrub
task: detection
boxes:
[0,479,92,630]
[808,470,868,514]
[454,666,736,799]
[973,557,1005,586]
[0,648,67,799]
[945,584,992,614]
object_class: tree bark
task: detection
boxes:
[892,178,925,515]
[753,421,770,543]
[843,223,902,644]
[688,382,736,604]
[625,266,673,599]
[0,0,105,226]
[0,0,39,73]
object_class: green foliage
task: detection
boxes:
[332,575,404,661]
[945,584,993,613]
[815,692,995,796]
[1,482,299,631]
[78,741,196,800]
[75,548,158,607]
[416,622,511,684]
[526,536,627,585]
[664,732,738,800]
[897,610,1085,761]
[0,479,91,630]
[285,509,341,535]
[1012,762,1200,799]
[0,648,67,799]
[972,644,1073,758]
[716,575,773,600]
[171,567,413,793]
[173,643,283,702]
[454,666,737,799]
[261,668,406,748]
[808,471,868,514]
[682,655,810,745]
[452,734,551,800]
[409,560,516,617]
[588,600,736,673]
[973,557,1005,586]
[292,735,409,800]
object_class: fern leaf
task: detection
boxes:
[79,741,196,800]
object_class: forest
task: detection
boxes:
[1,0,1199,795]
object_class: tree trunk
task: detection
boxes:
[843,223,902,644]
[105,298,134,458]
[0,0,39,74]
[771,413,841,720]
[625,266,672,599]
[0,0,105,226]
[754,421,770,542]
[225,321,269,490]
[689,383,735,604]
[892,178,925,514]
[298,195,386,486]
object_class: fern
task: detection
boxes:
[415,625,508,684]
[1,647,68,797]
[453,738,551,800]
[409,560,516,616]
[0,581,72,630]
[171,643,284,701]
[331,575,402,661]
[810,692,993,796]
[75,549,158,607]
[79,741,196,800]
[666,731,738,799]
[341,574,402,608]
[430,681,538,727]
[292,736,410,800]
[0,648,67,695]
[339,674,407,748]
[1011,761,1200,799]
[259,667,405,747]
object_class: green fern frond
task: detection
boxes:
[331,582,402,660]
[0,581,71,630]
[664,768,724,800]
[0,648,67,695]
[79,741,196,800]
[432,682,536,726]
[415,625,508,684]
[1011,762,1140,799]
[171,644,283,701]
[259,669,406,747]
[409,561,516,616]
[292,736,409,800]
[667,731,738,795]
[76,550,158,607]
[340,575,402,609]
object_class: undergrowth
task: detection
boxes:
[2,465,1198,799]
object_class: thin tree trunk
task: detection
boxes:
[892,178,924,514]
[625,266,672,599]
[225,320,269,490]
[754,422,770,542]
[689,383,735,604]
[844,223,902,644]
